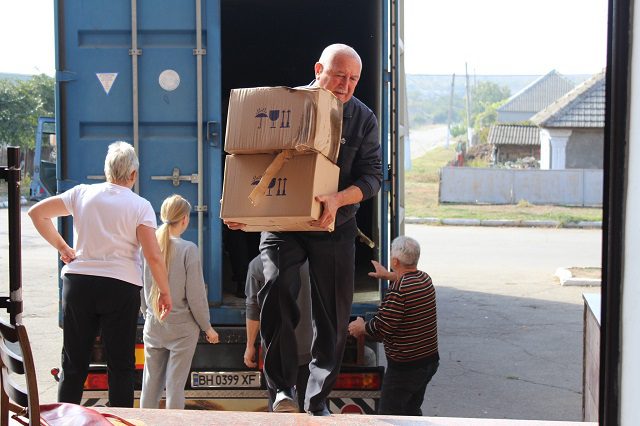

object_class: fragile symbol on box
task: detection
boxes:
[251,176,287,196]
[255,108,291,129]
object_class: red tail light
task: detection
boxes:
[334,372,381,390]
[84,373,108,390]
[50,368,60,382]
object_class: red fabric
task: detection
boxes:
[12,403,135,426]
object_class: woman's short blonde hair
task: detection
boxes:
[104,141,139,184]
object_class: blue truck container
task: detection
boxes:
[54,0,401,413]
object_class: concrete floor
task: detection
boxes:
[0,208,602,421]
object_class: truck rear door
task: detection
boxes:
[55,0,223,300]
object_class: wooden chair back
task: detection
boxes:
[0,318,40,426]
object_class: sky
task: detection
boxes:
[0,0,608,77]
[0,1,56,76]
[404,0,608,75]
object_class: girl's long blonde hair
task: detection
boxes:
[150,194,191,321]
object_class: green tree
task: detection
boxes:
[0,79,37,148]
[461,82,510,145]
[473,100,504,143]
[0,74,54,150]
[470,81,510,116]
[24,74,55,118]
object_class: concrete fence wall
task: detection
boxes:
[439,167,603,206]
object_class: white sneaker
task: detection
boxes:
[273,389,299,413]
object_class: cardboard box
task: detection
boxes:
[220,153,339,231]
[224,86,343,163]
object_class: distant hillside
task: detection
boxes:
[407,73,592,128]
[0,73,33,82]
[407,73,591,100]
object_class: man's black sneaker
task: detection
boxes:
[307,407,331,416]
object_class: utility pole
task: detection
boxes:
[465,62,473,147]
[446,73,455,148]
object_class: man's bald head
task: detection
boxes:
[318,44,362,69]
[314,44,362,103]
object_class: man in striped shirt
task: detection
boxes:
[348,235,439,416]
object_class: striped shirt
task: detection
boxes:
[365,270,439,365]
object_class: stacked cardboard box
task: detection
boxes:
[220,86,343,231]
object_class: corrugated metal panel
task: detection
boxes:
[488,124,540,146]
[497,70,576,114]
[56,0,223,285]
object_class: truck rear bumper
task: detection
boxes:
[81,389,381,414]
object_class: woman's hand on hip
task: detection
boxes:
[59,246,76,264]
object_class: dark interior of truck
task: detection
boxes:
[219,0,382,305]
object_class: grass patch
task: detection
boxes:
[405,149,603,223]
[405,191,603,222]
[407,145,457,183]
[568,267,601,279]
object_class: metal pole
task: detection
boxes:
[397,0,406,238]
[380,0,390,274]
[390,0,399,243]
[195,0,205,257]
[465,62,473,147]
[6,146,23,325]
[130,0,141,192]
[447,73,455,148]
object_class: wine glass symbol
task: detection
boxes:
[268,110,280,128]
[266,178,276,196]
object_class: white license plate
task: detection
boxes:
[190,371,261,388]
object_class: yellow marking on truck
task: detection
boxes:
[135,344,145,369]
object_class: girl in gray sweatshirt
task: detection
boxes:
[140,194,219,409]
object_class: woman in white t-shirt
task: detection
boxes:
[140,194,219,409]
[28,141,173,407]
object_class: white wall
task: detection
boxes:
[540,129,551,169]
[621,4,640,423]
[439,167,603,206]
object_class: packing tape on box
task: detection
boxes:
[357,228,376,248]
[248,149,297,206]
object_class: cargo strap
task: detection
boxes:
[248,149,296,206]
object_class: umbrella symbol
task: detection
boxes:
[255,109,268,128]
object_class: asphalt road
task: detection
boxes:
[1,205,62,402]
[409,125,449,159]
[406,224,601,420]
[0,207,602,420]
